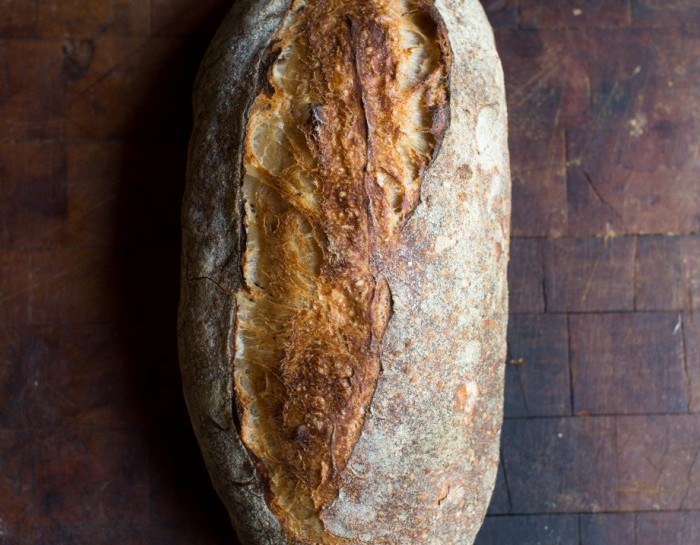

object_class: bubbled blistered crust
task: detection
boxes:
[179,0,509,543]
[234,1,449,542]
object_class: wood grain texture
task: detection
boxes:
[570,313,688,415]
[0,0,698,543]
[508,238,545,313]
[505,314,571,418]
[474,2,700,542]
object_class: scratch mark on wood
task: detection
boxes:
[679,445,700,509]
[577,243,604,310]
[581,168,625,225]
[680,312,692,412]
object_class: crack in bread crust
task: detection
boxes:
[233,1,450,542]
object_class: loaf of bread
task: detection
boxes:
[178,0,509,543]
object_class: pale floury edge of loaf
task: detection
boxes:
[178,0,510,543]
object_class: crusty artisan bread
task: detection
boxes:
[178,0,510,543]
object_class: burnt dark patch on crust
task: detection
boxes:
[257,43,283,96]
[233,1,451,543]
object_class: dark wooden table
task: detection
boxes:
[0,1,698,543]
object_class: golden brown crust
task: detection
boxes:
[234,1,450,541]
[180,0,509,543]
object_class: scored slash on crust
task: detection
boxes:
[232,0,451,542]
